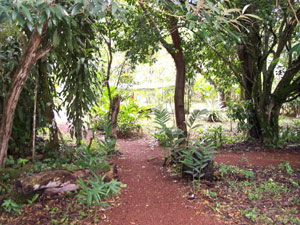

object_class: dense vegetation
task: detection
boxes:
[0,0,299,224]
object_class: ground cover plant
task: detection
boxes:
[198,162,300,224]
[0,134,124,224]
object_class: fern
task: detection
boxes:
[185,109,208,130]
[181,141,217,180]
[154,108,170,129]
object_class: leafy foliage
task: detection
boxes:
[76,171,123,208]
[226,100,253,134]
[96,122,117,156]
[153,108,216,180]
[181,141,216,180]
[92,87,151,138]
[1,199,21,213]
[153,108,184,150]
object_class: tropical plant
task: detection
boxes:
[96,121,118,156]
[1,199,21,213]
[0,0,125,167]
[154,108,216,180]
[226,100,253,134]
[118,97,151,137]
[75,145,107,172]
[181,141,216,180]
[76,171,123,208]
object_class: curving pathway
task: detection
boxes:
[101,137,219,225]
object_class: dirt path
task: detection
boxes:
[57,124,300,224]
[102,137,219,225]
[215,151,300,168]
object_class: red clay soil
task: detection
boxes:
[58,124,300,224]
[101,137,219,225]
[100,138,300,225]
[215,151,300,168]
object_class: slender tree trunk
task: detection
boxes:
[219,90,226,108]
[0,26,50,168]
[38,60,59,152]
[173,56,187,134]
[110,95,121,139]
[32,72,39,161]
[168,17,187,135]
[138,2,187,135]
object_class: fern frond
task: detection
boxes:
[154,108,170,127]
[186,109,208,129]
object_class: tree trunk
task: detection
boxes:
[38,60,59,152]
[257,103,281,145]
[0,26,49,168]
[237,43,261,140]
[110,95,121,139]
[218,90,226,108]
[168,17,187,135]
[138,3,187,135]
[32,72,39,161]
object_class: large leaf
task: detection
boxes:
[21,5,32,23]
[53,29,60,48]
[71,3,83,15]
[289,43,300,54]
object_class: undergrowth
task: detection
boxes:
[201,162,300,224]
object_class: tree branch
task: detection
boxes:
[34,45,51,62]
[138,1,173,55]
[206,41,241,81]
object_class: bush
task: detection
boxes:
[91,87,151,138]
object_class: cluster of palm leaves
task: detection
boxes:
[153,108,216,180]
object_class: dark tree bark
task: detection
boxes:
[236,43,261,140]
[234,4,300,144]
[0,25,50,168]
[38,60,59,152]
[110,95,121,139]
[168,16,187,135]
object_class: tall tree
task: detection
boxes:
[117,0,250,136]
[0,0,122,167]
[228,0,300,144]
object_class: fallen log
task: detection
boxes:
[15,163,119,195]
[15,170,76,194]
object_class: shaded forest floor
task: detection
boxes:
[101,137,300,225]
[1,125,300,224]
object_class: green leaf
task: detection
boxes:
[39,11,47,24]
[243,13,262,21]
[186,12,193,20]
[45,6,50,18]
[37,24,42,35]
[189,22,195,29]
[27,22,33,31]
[52,5,62,20]
[289,43,300,54]
[111,2,118,15]
[71,3,83,15]
[53,29,60,48]
[12,9,18,21]
[52,17,58,26]
[21,5,33,23]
